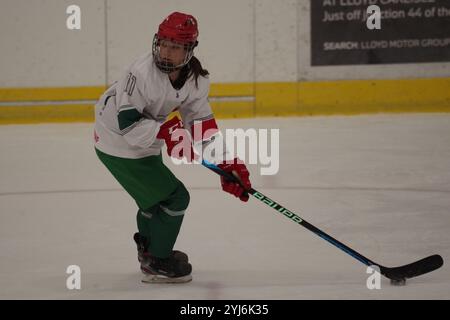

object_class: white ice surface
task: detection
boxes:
[0,114,449,299]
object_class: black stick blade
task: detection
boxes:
[381,254,444,281]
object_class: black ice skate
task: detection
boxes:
[140,254,192,283]
[133,233,192,283]
[133,233,189,263]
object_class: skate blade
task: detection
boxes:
[141,273,192,284]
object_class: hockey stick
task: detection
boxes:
[202,159,444,282]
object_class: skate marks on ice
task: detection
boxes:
[0,115,449,299]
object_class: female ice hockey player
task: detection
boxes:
[94,12,251,283]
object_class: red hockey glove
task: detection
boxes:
[157,116,196,162]
[217,159,251,202]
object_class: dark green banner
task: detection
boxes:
[311,0,450,65]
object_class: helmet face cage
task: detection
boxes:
[152,34,197,74]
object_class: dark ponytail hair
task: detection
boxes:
[171,56,209,90]
[188,56,209,88]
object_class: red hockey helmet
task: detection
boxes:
[152,12,199,73]
[158,12,198,44]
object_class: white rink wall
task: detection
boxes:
[1,0,450,88]
[0,0,106,87]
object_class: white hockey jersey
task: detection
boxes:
[94,52,216,159]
